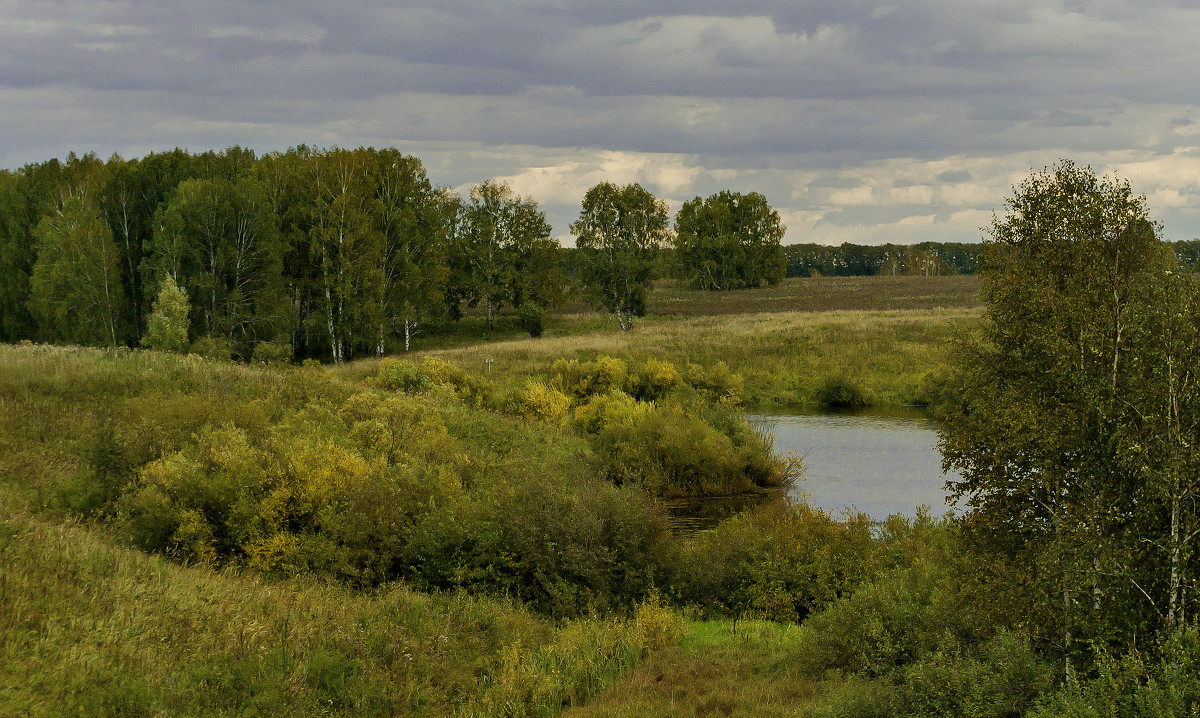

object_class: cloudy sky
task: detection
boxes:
[3,1,1198,245]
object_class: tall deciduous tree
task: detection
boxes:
[674,190,786,290]
[940,160,1190,678]
[0,159,66,341]
[309,148,384,363]
[28,196,126,346]
[571,182,671,331]
[144,176,285,358]
[447,180,559,332]
[366,149,447,353]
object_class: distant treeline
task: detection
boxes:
[786,239,1200,278]
[5,146,1196,360]
[783,242,983,277]
[0,147,785,359]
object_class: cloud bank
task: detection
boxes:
[2,0,1197,244]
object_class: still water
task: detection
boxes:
[748,410,961,520]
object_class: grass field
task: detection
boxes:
[343,275,982,411]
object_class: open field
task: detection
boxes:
[339,307,976,411]
[643,274,982,317]
[368,275,982,410]
[412,274,982,351]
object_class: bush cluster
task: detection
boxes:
[70,370,673,616]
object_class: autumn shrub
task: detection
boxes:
[579,394,790,497]
[572,389,650,434]
[374,356,493,405]
[116,389,465,582]
[624,357,682,401]
[551,355,629,398]
[516,380,572,422]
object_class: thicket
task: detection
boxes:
[4,345,802,622]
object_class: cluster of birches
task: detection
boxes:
[0,147,790,362]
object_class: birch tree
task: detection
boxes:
[447,180,557,332]
[674,190,785,290]
[570,182,670,331]
[940,160,1185,677]
[28,196,126,346]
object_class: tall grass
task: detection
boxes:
[0,491,680,716]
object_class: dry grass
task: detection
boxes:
[643,274,981,316]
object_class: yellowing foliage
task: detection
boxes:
[519,381,572,422]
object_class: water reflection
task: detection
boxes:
[748,409,960,520]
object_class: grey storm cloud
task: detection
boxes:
[2,0,1199,244]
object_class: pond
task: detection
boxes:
[747,409,961,520]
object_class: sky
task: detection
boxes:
[2,1,1198,246]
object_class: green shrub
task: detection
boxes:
[816,375,871,408]
[251,340,292,364]
[585,397,790,497]
[407,473,671,618]
[375,358,432,393]
[1032,626,1200,718]
[519,303,545,338]
[684,361,744,405]
[670,502,875,622]
[188,336,232,361]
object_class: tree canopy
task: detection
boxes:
[571,182,671,331]
[941,160,1196,678]
[673,190,786,290]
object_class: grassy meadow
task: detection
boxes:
[2,274,1065,717]
[345,275,982,411]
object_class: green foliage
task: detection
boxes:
[0,494,664,717]
[144,174,286,357]
[141,274,190,352]
[28,195,126,346]
[518,301,545,337]
[941,160,1196,671]
[445,179,564,332]
[674,190,786,291]
[188,335,232,361]
[374,356,493,405]
[817,375,872,409]
[1032,626,1200,717]
[251,339,292,364]
[671,502,876,622]
[579,394,790,497]
[571,182,671,331]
